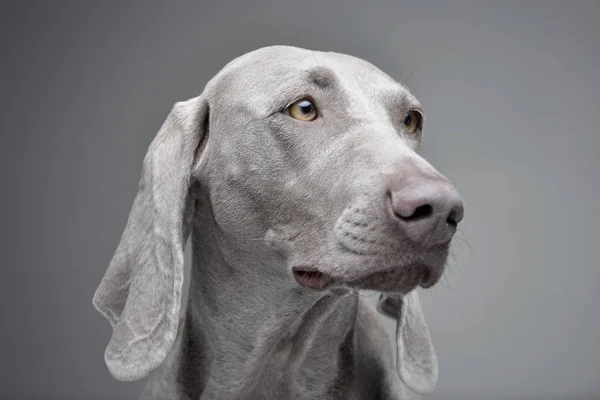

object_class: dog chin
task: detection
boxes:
[340,260,446,293]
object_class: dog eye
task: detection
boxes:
[403,110,422,134]
[287,98,318,121]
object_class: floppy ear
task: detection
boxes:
[377,290,438,394]
[92,96,209,381]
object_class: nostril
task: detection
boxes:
[446,202,465,227]
[446,212,458,227]
[398,204,433,221]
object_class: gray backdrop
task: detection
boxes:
[1,1,599,399]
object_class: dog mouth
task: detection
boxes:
[292,263,439,292]
[292,267,333,290]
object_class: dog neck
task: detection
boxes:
[181,216,359,398]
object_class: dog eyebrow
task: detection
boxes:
[262,67,341,115]
[389,88,425,115]
[305,66,339,90]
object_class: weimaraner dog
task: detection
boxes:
[93,45,464,399]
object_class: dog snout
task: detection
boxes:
[389,177,464,247]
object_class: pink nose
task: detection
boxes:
[390,177,464,246]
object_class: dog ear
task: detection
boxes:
[377,291,438,394]
[92,96,209,381]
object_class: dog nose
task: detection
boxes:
[390,178,464,246]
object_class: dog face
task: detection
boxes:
[197,46,464,294]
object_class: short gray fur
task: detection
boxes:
[93,46,462,400]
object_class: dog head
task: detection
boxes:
[93,46,464,394]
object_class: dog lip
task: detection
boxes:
[418,267,443,288]
[292,267,333,290]
[418,270,436,288]
[341,262,443,293]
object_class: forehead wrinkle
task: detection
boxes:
[319,63,388,122]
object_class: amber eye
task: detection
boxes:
[287,98,318,121]
[403,110,422,134]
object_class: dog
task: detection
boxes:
[93,45,465,399]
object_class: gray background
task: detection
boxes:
[1,1,598,399]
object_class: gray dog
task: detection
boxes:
[93,45,464,400]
